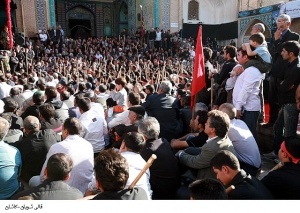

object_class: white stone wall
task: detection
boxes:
[181,0,288,25]
[182,0,238,24]
[170,0,182,32]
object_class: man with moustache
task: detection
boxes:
[265,14,299,128]
[268,41,300,161]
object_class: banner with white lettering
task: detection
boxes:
[280,0,300,19]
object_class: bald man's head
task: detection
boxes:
[251,23,265,35]
[23,116,40,133]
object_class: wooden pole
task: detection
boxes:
[128,154,157,189]
[226,185,235,194]
[63,64,66,77]
[210,77,214,109]
[20,0,26,37]
[25,53,28,75]
[269,162,283,172]
[76,60,80,91]
[155,70,160,92]
[1,61,4,76]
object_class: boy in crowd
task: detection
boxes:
[243,32,271,64]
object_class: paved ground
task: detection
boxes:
[257,157,277,180]
[256,124,278,180]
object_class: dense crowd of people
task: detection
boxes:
[0,13,300,200]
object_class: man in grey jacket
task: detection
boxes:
[177,110,236,180]
[12,153,83,200]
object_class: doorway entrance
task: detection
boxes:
[66,6,95,38]
[69,19,91,39]
[118,2,128,35]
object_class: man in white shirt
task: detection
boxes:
[95,84,109,110]
[78,97,108,157]
[45,75,56,87]
[189,46,195,60]
[113,77,128,108]
[69,92,105,120]
[155,28,162,49]
[39,30,48,46]
[0,75,12,99]
[119,132,152,199]
[96,84,109,98]
[219,103,261,176]
[20,84,33,101]
[0,99,4,113]
[232,48,264,140]
[95,51,103,60]
[85,132,152,199]
[108,92,140,129]
[85,91,105,118]
[32,118,94,194]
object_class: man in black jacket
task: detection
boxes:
[21,91,44,120]
[148,28,156,49]
[12,116,61,183]
[11,153,82,200]
[211,150,273,200]
[261,136,300,199]
[265,14,299,128]
[271,41,300,158]
[45,86,69,123]
[138,117,180,199]
[213,45,238,87]
[9,51,19,74]
[142,80,182,141]
[211,45,237,107]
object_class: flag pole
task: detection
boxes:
[210,77,214,110]
[190,25,205,112]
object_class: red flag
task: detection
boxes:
[191,25,206,110]
[5,0,13,49]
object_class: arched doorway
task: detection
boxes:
[290,18,300,35]
[119,2,128,35]
[66,6,95,39]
